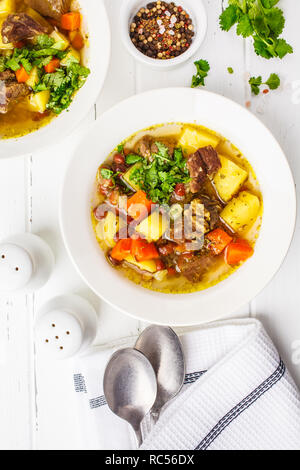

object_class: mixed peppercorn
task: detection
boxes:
[129,1,194,60]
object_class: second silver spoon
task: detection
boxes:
[135,325,185,423]
[103,347,157,446]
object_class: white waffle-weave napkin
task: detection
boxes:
[73,318,300,450]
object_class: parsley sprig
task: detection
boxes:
[191,60,210,88]
[249,72,280,94]
[129,143,190,204]
[219,0,293,60]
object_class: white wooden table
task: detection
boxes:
[0,0,299,450]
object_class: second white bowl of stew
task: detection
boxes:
[0,0,110,158]
[60,88,296,326]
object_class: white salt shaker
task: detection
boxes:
[35,294,98,360]
[0,233,54,293]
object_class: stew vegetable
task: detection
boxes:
[91,123,262,294]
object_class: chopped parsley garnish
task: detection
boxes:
[191,59,210,88]
[125,154,143,165]
[227,67,234,74]
[249,73,280,94]
[100,168,114,179]
[0,34,90,115]
[129,142,190,204]
[219,0,293,60]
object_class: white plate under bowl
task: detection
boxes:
[60,88,296,327]
[0,0,111,159]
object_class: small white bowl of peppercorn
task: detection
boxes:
[120,0,207,69]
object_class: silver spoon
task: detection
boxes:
[103,347,157,447]
[135,325,185,424]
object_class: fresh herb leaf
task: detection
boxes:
[264,72,280,89]
[227,67,234,74]
[266,7,285,37]
[275,38,293,59]
[219,4,239,31]
[125,154,143,165]
[249,76,262,95]
[117,144,124,153]
[100,168,114,179]
[36,34,55,49]
[249,73,280,94]
[154,141,171,160]
[20,58,32,73]
[219,0,293,60]
[237,14,253,37]
[129,143,190,204]
[5,56,20,71]
[191,59,210,88]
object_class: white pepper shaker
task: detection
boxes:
[35,294,98,360]
[0,233,54,293]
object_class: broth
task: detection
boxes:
[91,123,263,294]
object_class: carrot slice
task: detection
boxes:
[131,239,159,262]
[15,66,29,83]
[207,228,233,255]
[44,58,60,73]
[71,31,84,50]
[127,190,153,220]
[111,238,132,261]
[224,239,254,265]
[61,12,81,31]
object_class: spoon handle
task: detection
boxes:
[134,425,143,447]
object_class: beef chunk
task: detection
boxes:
[200,194,222,230]
[199,146,221,175]
[177,253,215,283]
[0,70,29,113]
[187,146,221,193]
[1,13,48,43]
[134,137,174,159]
[187,152,206,182]
[25,0,71,20]
[0,70,16,81]
[134,137,151,158]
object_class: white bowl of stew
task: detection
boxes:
[0,0,110,158]
[60,88,296,326]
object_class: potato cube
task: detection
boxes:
[26,66,39,89]
[221,191,260,232]
[50,30,69,51]
[178,127,220,155]
[28,90,50,113]
[214,155,248,202]
[125,255,157,274]
[60,46,80,66]
[122,162,142,192]
[96,211,119,248]
[0,0,15,15]
[135,212,168,242]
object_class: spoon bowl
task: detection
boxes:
[135,326,185,421]
[103,347,157,446]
